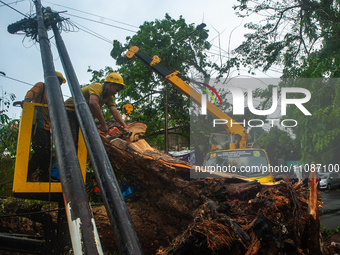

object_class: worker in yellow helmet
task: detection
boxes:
[24,71,66,182]
[64,72,129,146]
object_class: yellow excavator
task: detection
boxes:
[125,46,274,183]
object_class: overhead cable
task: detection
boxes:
[0,74,70,98]
[0,0,25,8]
[0,0,28,17]
[70,20,112,44]
[62,13,137,33]
[0,74,34,86]
[43,0,139,29]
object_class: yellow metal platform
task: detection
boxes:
[12,102,87,200]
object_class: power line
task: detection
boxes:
[70,20,113,44]
[62,13,137,33]
[0,74,70,98]
[77,27,112,44]
[0,0,28,17]
[1,73,34,87]
[0,0,25,8]
[42,0,139,29]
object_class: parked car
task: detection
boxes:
[319,172,340,190]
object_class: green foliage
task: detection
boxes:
[0,119,19,159]
[257,126,301,161]
[321,224,340,239]
[190,114,225,165]
[89,14,226,150]
[0,90,16,126]
[248,127,267,143]
[85,66,115,121]
[283,79,340,164]
[110,14,210,147]
[0,197,57,216]
[232,0,340,164]
[232,0,331,75]
[0,90,18,159]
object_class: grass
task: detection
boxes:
[321,224,340,238]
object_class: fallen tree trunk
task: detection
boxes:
[97,124,327,255]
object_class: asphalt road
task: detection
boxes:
[320,189,340,230]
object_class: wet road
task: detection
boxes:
[320,189,340,230]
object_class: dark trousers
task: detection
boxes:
[27,126,51,182]
[67,110,79,150]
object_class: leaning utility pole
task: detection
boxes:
[51,17,143,255]
[33,1,103,254]
[8,1,143,254]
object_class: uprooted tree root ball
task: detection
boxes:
[96,122,331,254]
[0,122,337,254]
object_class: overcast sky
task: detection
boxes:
[0,0,279,120]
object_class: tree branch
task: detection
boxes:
[132,90,161,105]
[300,9,310,56]
[264,5,303,36]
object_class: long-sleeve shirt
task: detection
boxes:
[24,82,50,130]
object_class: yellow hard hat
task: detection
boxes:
[56,71,66,84]
[104,72,125,86]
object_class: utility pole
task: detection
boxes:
[34,1,103,254]
[165,84,168,153]
[8,2,143,254]
[52,20,143,255]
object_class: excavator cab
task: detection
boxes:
[12,101,87,200]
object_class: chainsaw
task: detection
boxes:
[105,122,147,144]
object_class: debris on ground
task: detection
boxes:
[0,121,335,254]
[97,122,330,254]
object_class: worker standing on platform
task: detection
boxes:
[64,72,129,145]
[24,71,66,182]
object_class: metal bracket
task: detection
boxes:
[150,55,161,67]
[125,45,140,59]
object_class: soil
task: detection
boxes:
[0,195,182,255]
[324,232,340,254]
[93,197,183,255]
[0,182,339,255]
[1,196,340,255]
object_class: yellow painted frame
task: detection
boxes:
[12,102,87,194]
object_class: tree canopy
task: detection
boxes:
[0,90,18,160]
[232,0,340,77]
[232,0,340,164]
[255,126,301,162]
[89,14,229,152]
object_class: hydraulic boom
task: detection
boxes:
[125,45,248,149]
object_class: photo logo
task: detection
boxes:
[199,84,311,116]
[192,81,223,115]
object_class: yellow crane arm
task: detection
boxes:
[126,46,247,149]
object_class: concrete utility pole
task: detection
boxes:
[165,83,169,153]
[8,2,143,254]
[33,1,103,254]
[52,19,143,255]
